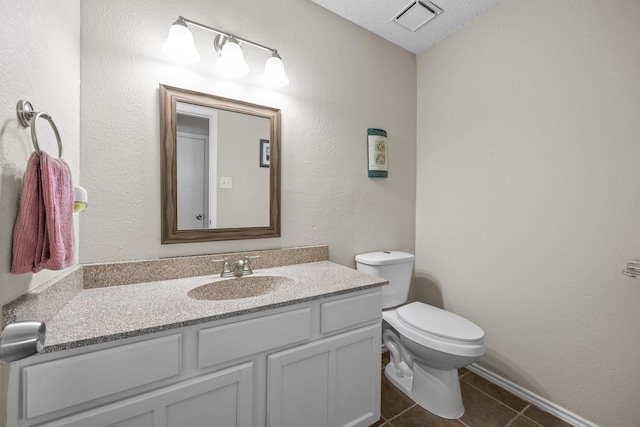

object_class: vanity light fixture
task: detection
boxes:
[161,19,200,64]
[163,16,289,87]
[215,36,249,77]
[260,52,289,87]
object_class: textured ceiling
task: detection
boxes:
[310,0,503,54]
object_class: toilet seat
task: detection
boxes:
[383,303,485,358]
[397,302,484,342]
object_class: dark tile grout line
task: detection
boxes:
[384,402,418,426]
[378,358,415,426]
[380,361,551,427]
[460,369,547,427]
[459,370,549,427]
[505,404,542,427]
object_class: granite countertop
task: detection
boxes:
[44,261,387,352]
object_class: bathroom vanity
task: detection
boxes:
[3,252,385,427]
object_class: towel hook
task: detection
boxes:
[16,100,64,158]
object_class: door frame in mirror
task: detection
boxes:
[160,84,281,243]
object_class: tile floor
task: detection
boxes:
[374,352,574,427]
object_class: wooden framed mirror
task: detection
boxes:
[160,84,281,243]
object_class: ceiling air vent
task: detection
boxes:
[392,0,443,32]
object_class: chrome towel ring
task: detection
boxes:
[16,100,64,158]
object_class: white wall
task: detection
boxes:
[0,0,414,419]
[79,0,417,267]
[0,2,81,305]
[3,0,637,425]
[416,1,640,425]
[216,111,270,228]
[0,1,80,424]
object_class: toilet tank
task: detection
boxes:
[355,251,414,309]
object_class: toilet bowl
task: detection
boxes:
[382,302,485,418]
[355,251,486,419]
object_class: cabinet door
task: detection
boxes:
[38,363,253,427]
[23,334,182,420]
[268,324,381,427]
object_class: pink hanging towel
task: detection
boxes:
[11,151,74,274]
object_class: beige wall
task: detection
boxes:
[416,1,640,425]
[79,0,417,267]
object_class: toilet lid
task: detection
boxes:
[397,302,484,342]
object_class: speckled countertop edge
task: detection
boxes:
[43,261,387,353]
[3,245,330,329]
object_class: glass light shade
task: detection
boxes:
[216,40,249,77]
[162,23,200,64]
[260,54,289,87]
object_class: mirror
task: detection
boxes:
[160,84,281,243]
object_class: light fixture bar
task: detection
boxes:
[178,16,276,54]
[164,16,289,87]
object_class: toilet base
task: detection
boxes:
[384,361,464,419]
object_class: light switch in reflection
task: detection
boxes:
[220,177,233,189]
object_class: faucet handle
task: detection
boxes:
[212,258,233,277]
[243,255,260,275]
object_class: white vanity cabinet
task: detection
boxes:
[268,325,380,427]
[37,363,254,427]
[268,291,382,427]
[6,288,381,427]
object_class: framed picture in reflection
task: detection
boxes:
[260,139,270,168]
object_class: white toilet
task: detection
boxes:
[355,251,486,419]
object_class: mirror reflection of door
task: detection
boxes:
[177,132,207,229]
[176,103,218,229]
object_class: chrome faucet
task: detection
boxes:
[244,255,260,275]
[233,259,246,277]
[233,255,261,277]
[213,255,260,278]
[211,258,233,277]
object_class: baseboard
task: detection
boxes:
[467,363,599,427]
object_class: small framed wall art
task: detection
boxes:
[367,128,388,178]
[260,139,270,168]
